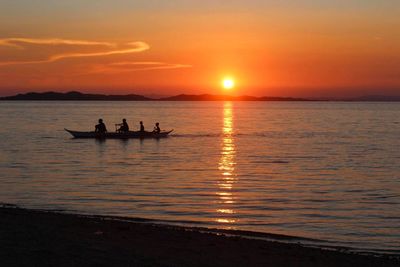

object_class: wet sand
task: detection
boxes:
[1,206,398,267]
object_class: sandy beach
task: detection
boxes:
[1,206,398,267]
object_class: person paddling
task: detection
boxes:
[95,119,107,133]
[153,122,161,134]
[140,121,145,132]
[117,118,129,132]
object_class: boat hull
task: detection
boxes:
[65,129,173,139]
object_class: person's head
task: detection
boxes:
[140,121,143,124]
[156,122,159,126]
[98,119,103,123]
[123,118,126,122]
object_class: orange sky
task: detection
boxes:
[0,1,399,97]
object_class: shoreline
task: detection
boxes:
[1,206,399,267]
[3,204,398,256]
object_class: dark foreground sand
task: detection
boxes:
[1,207,398,267]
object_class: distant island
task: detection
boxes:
[1,91,400,101]
[0,91,309,101]
[0,91,151,101]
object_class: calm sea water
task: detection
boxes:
[0,101,399,252]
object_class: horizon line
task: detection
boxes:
[1,90,400,101]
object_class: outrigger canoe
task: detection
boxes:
[65,128,173,139]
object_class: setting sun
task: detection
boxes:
[222,78,235,90]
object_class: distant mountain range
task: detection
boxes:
[1,91,400,101]
[0,91,151,101]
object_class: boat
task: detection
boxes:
[65,129,173,139]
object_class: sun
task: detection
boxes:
[222,78,235,90]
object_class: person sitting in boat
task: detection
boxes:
[139,121,145,132]
[117,118,129,132]
[95,119,107,133]
[153,122,161,134]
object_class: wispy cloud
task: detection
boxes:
[0,37,192,75]
[0,38,149,66]
[0,38,116,49]
[91,61,192,74]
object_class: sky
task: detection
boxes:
[0,0,399,97]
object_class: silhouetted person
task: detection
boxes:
[95,119,107,133]
[153,122,160,134]
[118,118,129,132]
[140,121,145,132]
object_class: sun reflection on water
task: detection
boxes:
[216,102,237,226]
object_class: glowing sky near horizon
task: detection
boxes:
[0,0,399,96]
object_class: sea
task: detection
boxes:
[0,101,399,254]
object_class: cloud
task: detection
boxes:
[92,61,192,73]
[107,61,192,71]
[0,37,191,75]
[0,38,149,66]
[0,38,116,49]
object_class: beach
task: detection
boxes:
[1,206,398,267]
